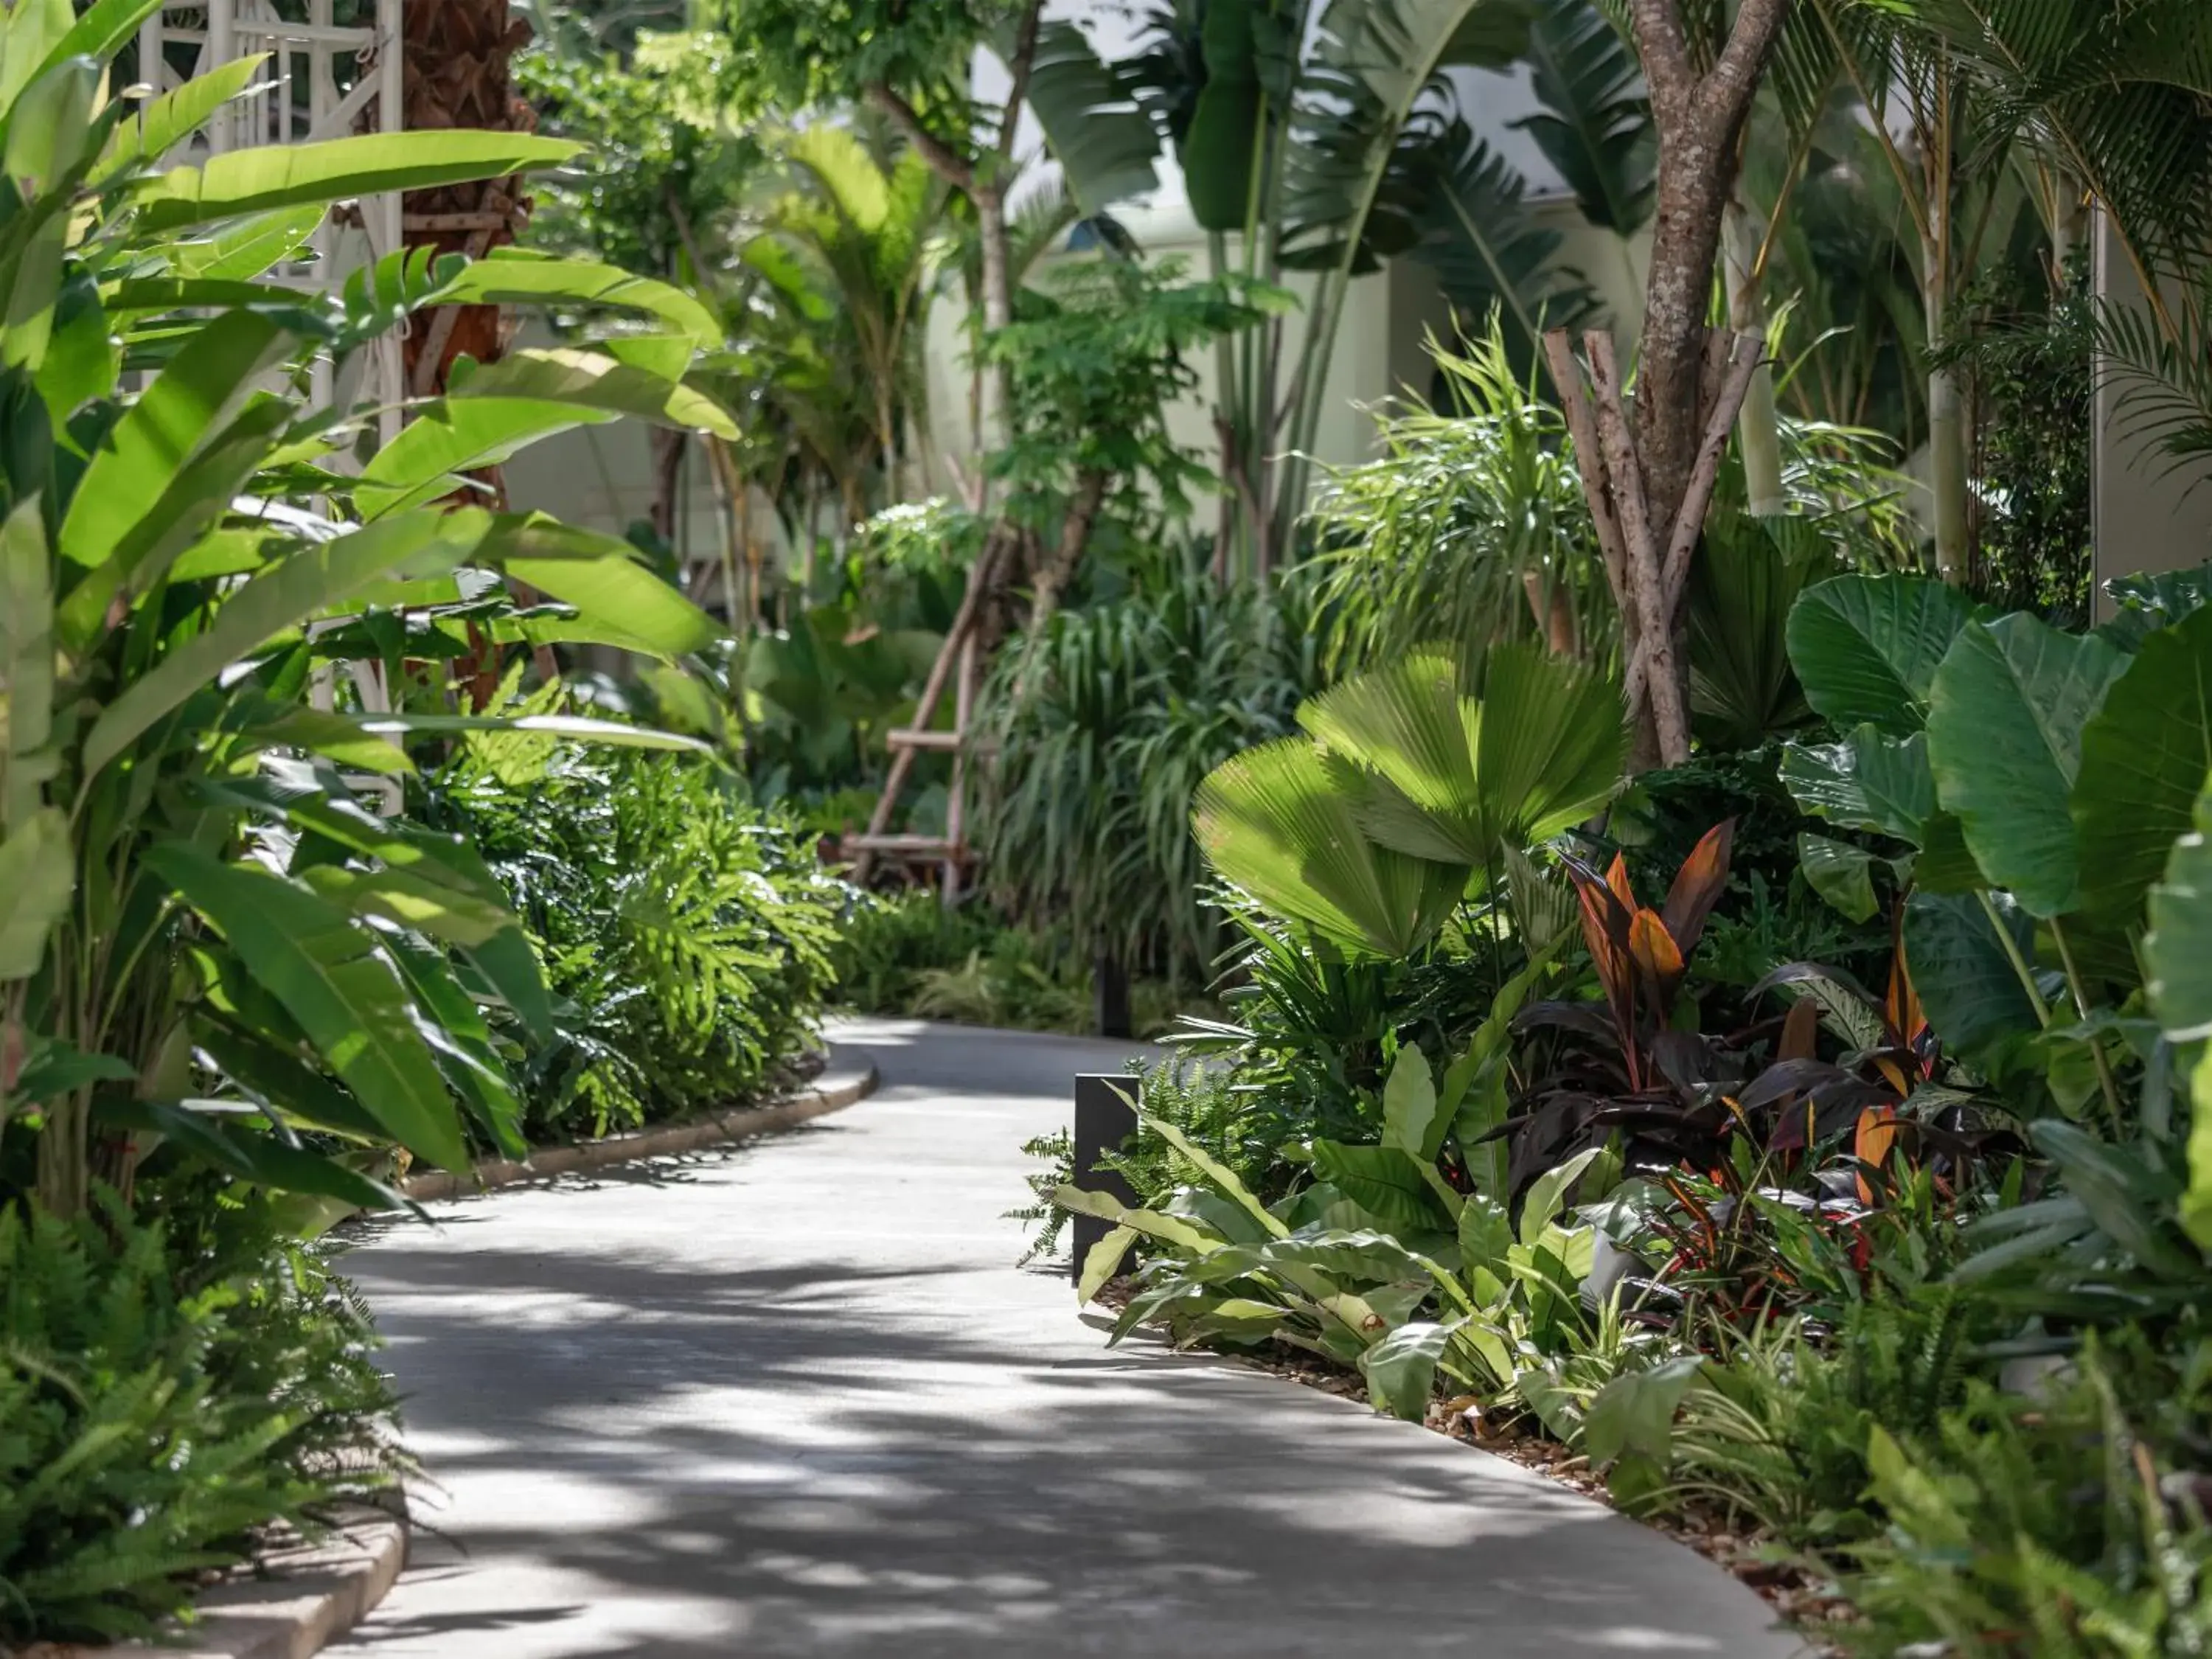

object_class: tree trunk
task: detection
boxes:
[973,185,1015,457]
[403,1,548,695]
[400,0,535,403]
[649,427,686,548]
[1922,243,1970,582]
[1552,0,1793,768]
[1028,469,1109,639]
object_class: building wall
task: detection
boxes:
[2092,212,2212,612]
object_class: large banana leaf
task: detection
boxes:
[1178,0,1270,231]
[128,132,582,232]
[425,248,723,348]
[0,498,53,829]
[352,400,626,521]
[2073,605,2212,923]
[55,397,295,650]
[0,808,71,981]
[147,843,473,1173]
[1022,18,1163,216]
[1194,737,1467,958]
[480,515,725,662]
[1927,615,2129,917]
[57,307,291,575]
[1397,116,1601,361]
[449,349,737,439]
[80,510,492,782]
[1280,0,1533,273]
[1786,573,1975,736]
[92,52,265,184]
[385,935,528,1161]
[1512,0,1653,235]
[103,1097,409,1212]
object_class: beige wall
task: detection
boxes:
[2092,212,2212,611]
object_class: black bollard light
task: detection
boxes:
[1070,1073,1139,1286]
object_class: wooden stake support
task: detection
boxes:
[850,537,1001,896]
[1543,325,1766,765]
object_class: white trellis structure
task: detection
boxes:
[137,1,407,442]
[138,4,414,774]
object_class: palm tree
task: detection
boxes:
[1863,0,2212,476]
[743,125,953,504]
[400,0,538,406]
[400,0,544,695]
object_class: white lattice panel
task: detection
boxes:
[139,1,406,443]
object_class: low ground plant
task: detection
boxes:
[0,1199,400,1645]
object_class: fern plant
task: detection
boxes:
[427,718,844,1140]
[0,1197,401,1645]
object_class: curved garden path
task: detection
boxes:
[328,1019,1801,1658]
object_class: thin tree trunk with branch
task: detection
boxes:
[1547,0,1792,767]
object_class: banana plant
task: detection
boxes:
[0,10,736,1218]
[1077,0,1596,576]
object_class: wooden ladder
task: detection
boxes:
[849,540,1000,899]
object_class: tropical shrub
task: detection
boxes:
[0,1197,399,1644]
[829,890,1006,1017]
[429,734,843,1141]
[1832,1334,2212,1658]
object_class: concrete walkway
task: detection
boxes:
[329,1019,1801,1658]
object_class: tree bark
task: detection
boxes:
[1627,0,1787,540]
[400,0,535,399]
[402,1,546,695]
[1922,243,1970,582]
[1028,469,1109,639]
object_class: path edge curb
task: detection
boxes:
[128,1502,406,1659]
[397,1060,880,1203]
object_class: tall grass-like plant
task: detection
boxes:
[1308,322,1613,678]
[973,561,1318,984]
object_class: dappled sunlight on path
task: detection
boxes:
[326,1020,1800,1658]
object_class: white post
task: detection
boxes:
[206,0,234,152]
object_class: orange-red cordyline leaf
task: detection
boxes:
[1661,819,1736,956]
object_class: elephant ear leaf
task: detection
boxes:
[2146,777,2212,1249]
[1927,614,2128,917]
[1787,574,1972,736]
[2148,775,2212,1046]
[2074,606,2212,925]
[1903,889,2041,1059]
